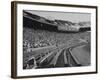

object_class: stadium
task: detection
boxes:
[23,10,91,69]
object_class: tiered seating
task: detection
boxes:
[23,26,90,52]
[23,26,90,69]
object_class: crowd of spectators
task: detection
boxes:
[23,27,90,52]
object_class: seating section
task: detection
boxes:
[23,27,90,49]
[23,26,90,69]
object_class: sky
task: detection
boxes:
[25,10,91,23]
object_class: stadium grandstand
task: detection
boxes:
[23,10,91,69]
